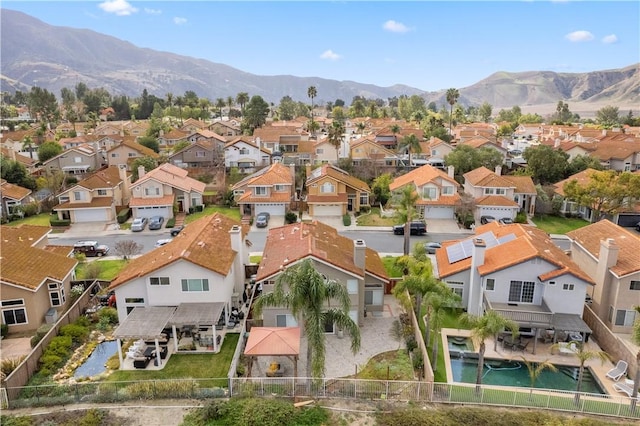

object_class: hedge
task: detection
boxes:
[166,217,176,228]
[117,208,131,224]
[50,218,71,227]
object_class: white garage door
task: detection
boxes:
[74,209,109,223]
[313,204,342,216]
[135,206,171,219]
[254,203,286,216]
[480,207,516,220]
[423,206,454,219]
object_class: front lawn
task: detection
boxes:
[75,259,128,280]
[356,207,397,227]
[530,215,590,234]
[185,205,241,223]
[5,213,53,227]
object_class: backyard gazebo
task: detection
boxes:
[169,302,226,352]
[244,327,301,377]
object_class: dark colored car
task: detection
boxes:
[148,215,165,230]
[425,241,442,254]
[170,224,185,237]
[480,215,496,225]
[636,221,640,232]
[73,240,110,257]
[255,212,270,228]
[393,220,427,235]
[498,217,514,225]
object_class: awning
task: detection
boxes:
[169,302,225,326]
[552,313,592,334]
[113,306,176,339]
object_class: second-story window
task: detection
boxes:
[195,151,205,157]
[442,186,454,195]
[254,187,267,196]
[73,191,83,201]
[422,187,436,199]
[320,182,335,193]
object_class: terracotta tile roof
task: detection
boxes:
[238,191,291,203]
[225,137,273,155]
[74,166,125,190]
[190,129,227,143]
[43,245,75,256]
[161,129,189,140]
[475,195,519,207]
[463,167,514,187]
[0,224,51,246]
[389,164,459,191]
[0,180,32,200]
[135,163,206,194]
[553,168,598,197]
[567,219,640,277]
[253,126,300,141]
[129,194,175,207]
[0,148,37,166]
[55,197,114,210]
[436,222,593,284]
[307,164,370,193]
[306,193,348,203]
[244,327,300,356]
[503,175,536,194]
[417,193,461,206]
[461,138,501,149]
[107,139,159,158]
[590,140,640,161]
[256,221,388,283]
[232,163,293,190]
[110,213,247,289]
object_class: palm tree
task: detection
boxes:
[166,92,173,108]
[215,98,226,119]
[393,249,438,321]
[356,122,366,135]
[398,134,422,168]
[446,88,460,134]
[389,124,401,148]
[395,185,419,256]
[226,96,235,111]
[327,121,345,162]
[175,96,184,125]
[236,92,249,116]
[252,258,361,378]
[520,356,557,400]
[461,310,519,388]
[426,284,461,370]
[22,136,34,159]
[307,86,317,119]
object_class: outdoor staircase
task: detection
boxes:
[174,212,186,227]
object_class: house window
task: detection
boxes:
[150,277,170,286]
[254,187,267,196]
[274,184,286,192]
[320,182,335,193]
[630,280,640,290]
[181,279,210,292]
[496,188,506,195]
[422,187,436,199]
[195,151,205,157]
[73,191,83,201]
[442,186,454,195]
[485,279,495,291]
[347,279,358,295]
[97,189,107,196]
[239,148,249,155]
[124,298,145,304]
[323,316,335,333]
[508,281,535,303]
[359,193,369,206]
[276,314,298,327]
[128,152,136,157]
[484,188,495,195]
[2,299,27,325]
[615,309,637,327]
[111,153,119,158]
[316,148,324,154]
[145,187,160,196]
[549,281,556,286]
[562,284,575,291]
[48,282,65,307]
[451,288,463,298]
[74,157,82,163]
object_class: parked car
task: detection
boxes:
[131,217,148,232]
[255,212,270,228]
[425,241,442,254]
[498,217,514,225]
[480,215,496,225]
[154,238,173,248]
[636,221,640,232]
[148,215,165,230]
[170,224,185,237]
[393,220,427,235]
[73,241,110,257]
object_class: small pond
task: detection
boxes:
[74,340,117,378]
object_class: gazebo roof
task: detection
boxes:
[113,306,176,339]
[169,302,225,326]
[244,327,301,357]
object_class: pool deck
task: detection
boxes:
[441,328,624,397]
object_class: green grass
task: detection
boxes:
[75,259,128,280]
[185,205,241,223]
[249,255,262,264]
[5,213,53,227]
[356,207,397,227]
[355,349,414,381]
[382,256,403,278]
[418,307,466,382]
[530,215,590,234]
[106,333,239,387]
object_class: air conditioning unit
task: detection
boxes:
[45,308,58,324]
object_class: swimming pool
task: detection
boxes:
[447,336,474,353]
[74,340,117,378]
[450,357,605,395]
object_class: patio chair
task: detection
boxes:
[606,360,628,381]
[613,382,639,400]
[558,342,577,355]
[516,340,530,353]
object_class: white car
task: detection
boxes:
[154,238,173,248]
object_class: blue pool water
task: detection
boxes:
[74,340,117,378]
[450,357,605,395]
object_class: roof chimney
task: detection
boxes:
[495,165,502,176]
[138,165,146,179]
[447,165,455,178]
[354,239,366,272]
[468,238,486,315]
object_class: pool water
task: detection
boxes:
[447,336,474,352]
[74,340,117,378]
[450,357,605,394]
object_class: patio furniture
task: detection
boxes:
[558,342,578,355]
[266,362,284,377]
[133,357,150,369]
[613,382,639,400]
[606,360,628,381]
[503,335,520,350]
[516,340,530,352]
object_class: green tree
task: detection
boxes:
[327,121,345,162]
[392,245,438,320]
[567,154,604,175]
[27,86,59,124]
[236,92,250,115]
[461,311,519,387]
[444,145,502,179]
[520,356,557,400]
[446,88,460,131]
[253,259,361,378]
[138,136,160,153]
[371,173,392,206]
[242,95,270,133]
[398,133,422,168]
[595,105,621,128]
[307,86,317,117]
[426,284,461,370]
[131,156,158,181]
[563,170,640,222]
[478,102,493,123]
[172,140,191,154]
[331,106,346,122]
[552,341,609,403]
[37,141,63,163]
[278,95,297,121]
[523,145,569,185]
[215,98,226,118]
[0,156,36,190]
[21,136,34,159]
[394,185,419,256]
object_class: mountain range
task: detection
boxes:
[1,9,638,116]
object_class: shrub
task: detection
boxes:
[1,323,8,338]
[411,348,424,370]
[83,262,102,280]
[515,211,527,223]
[165,217,175,228]
[70,284,85,300]
[405,335,417,352]
[49,218,71,227]
[285,211,297,224]
[30,324,53,348]
[1,355,26,378]
[45,335,73,358]
[65,176,78,186]
[59,323,89,344]
[117,208,131,224]
[96,307,118,325]
[342,213,351,226]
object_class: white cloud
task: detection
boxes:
[173,17,188,25]
[320,50,341,61]
[98,0,138,16]
[565,30,594,42]
[144,8,162,15]
[383,20,411,33]
[602,34,618,44]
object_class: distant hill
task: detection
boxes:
[1,9,638,115]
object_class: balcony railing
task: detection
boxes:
[483,293,554,329]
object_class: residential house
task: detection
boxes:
[122,120,149,137]
[255,221,389,327]
[157,129,189,153]
[566,220,640,334]
[460,137,508,158]
[312,137,340,164]
[1,147,38,174]
[231,162,295,218]
[187,129,227,147]
[106,138,159,170]
[130,163,205,219]
[589,138,640,172]
[389,164,461,219]
[224,137,272,173]
[305,164,371,218]
[349,137,398,169]
[169,140,225,171]
[41,145,107,178]
[108,213,250,343]
[435,222,594,348]
[513,123,542,142]
[1,225,77,334]
[179,118,208,134]
[553,168,598,221]
[54,165,131,223]
[0,179,34,219]
[420,137,454,165]
[208,120,242,139]
[462,166,521,222]
[93,123,122,137]
[0,129,40,160]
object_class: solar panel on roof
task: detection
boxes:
[445,231,512,263]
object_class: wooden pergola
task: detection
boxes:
[244,327,300,377]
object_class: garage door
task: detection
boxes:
[423,206,454,219]
[135,206,171,219]
[617,214,640,227]
[479,207,516,220]
[74,209,109,223]
[254,203,285,216]
[313,204,342,216]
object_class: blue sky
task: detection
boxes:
[4,1,639,91]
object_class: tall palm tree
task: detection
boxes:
[226,96,235,111]
[389,124,401,148]
[393,248,438,321]
[22,136,34,159]
[425,284,461,370]
[236,92,249,116]
[252,258,361,378]
[166,92,173,108]
[398,134,422,168]
[215,98,226,119]
[327,120,345,162]
[356,122,366,135]
[520,356,557,400]
[175,96,184,125]
[446,88,460,134]
[461,310,519,388]
[307,86,317,119]
[395,185,419,256]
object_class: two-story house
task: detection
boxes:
[389,164,461,219]
[0,179,34,220]
[0,147,38,173]
[1,225,77,334]
[208,120,242,139]
[169,140,225,171]
[349,137,398,169]
[41,145,107,178]
[553,168,598,220]
[255,221,389,327]
[106,138,159,170]
[231,162,295,218]
[462,166,522,222]
[566,220,640,334]
[224,137,272,173]
[435,222,594,352]
[129,163,205,219]
[54,165,131,223]
[305,164,370,218]
[157,129,189,153]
